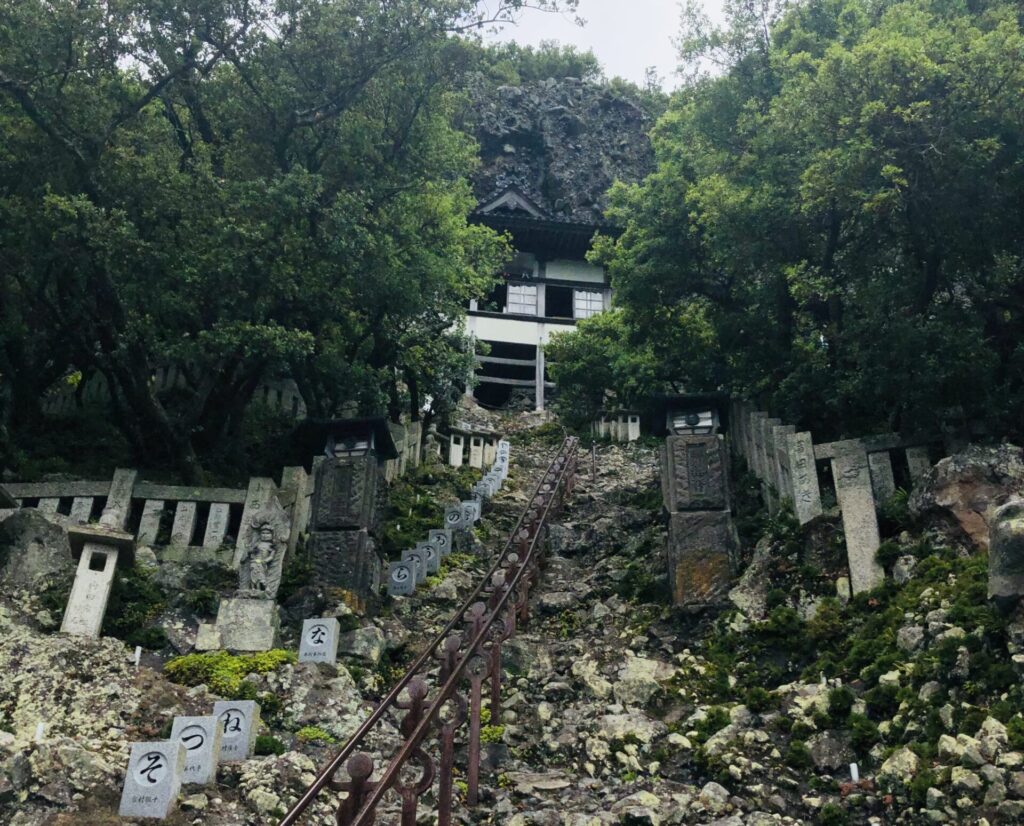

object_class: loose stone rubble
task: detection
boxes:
[4,426,1024,824]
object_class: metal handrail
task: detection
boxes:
[279,436,579,825]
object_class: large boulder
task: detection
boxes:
[908,444,1024,548]
[989,499,1024,604]
[0,509,74,593]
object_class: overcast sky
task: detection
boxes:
[484,0,723,89]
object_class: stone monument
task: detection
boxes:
[299,617,341,664]
[661,433,738,606]
[118,741,185,819]
[402,548,427,585]
[170,716,222,786]
[213,700,260,762]
[199,499,289,651]
[62,468,136,638]
[388,559,416,596]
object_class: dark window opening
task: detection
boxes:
[546,285,574,319]
[478,282,507,313]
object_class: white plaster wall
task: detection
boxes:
[545,259,606,284]
[464,314,576,345]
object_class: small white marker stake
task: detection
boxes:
[35,722,45,743]
[850,762,860,783]
[134,646,142,667]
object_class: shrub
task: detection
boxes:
[785,739,812,769]
[743,687,776,713]
[102,567,167,645]
[165,650,296,696]
[255,735,286,756]
[875,541,902,571]
[818,803,849,826]
[693,707,731,743]
[847,714,879,756]
[1007,717,1024,751]
[295,726,337,744]
[827,687,856,722]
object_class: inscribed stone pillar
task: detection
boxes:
[137,500,164,546]
[213,700,260,762]
[61,543,120,637]
[772,424,796,504]
[786,432,823,525]
[202,503,231,549]
[905,446,932,484]
[748,412,767,480]
[118,741,185,819]
[830,441,884,594]
[170,501,197,547]
[449,434,465,468]
[69,497,93,525]
[759,418,782,513]
[867,451,897,505]
[100,468,137,530]
[170,716,222,786]
[280,465,311,555]
[469,436,485,469]
[298,617,341,664]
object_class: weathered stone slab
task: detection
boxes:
[118,741,185,819]
[772,424,796,503]
[747,412,768,480]
[137,500,165,546]
[988,499,1024,603]
[233,477,277,567]
[760,418,782,512]
[308,529,380,598]
[299,617,341,664]
[402,548,427,585]
[444,505,465,531]
[830,441,884,594]
[663,435,728,511]
[429,529,452,557]
[868,451,897,504]
[906,446,932,483]
[202,503,231,549]
[280,466,312,555]
[786,432,823,525]
[462,500,480,525]
[213,700,260,762]
[170,716,222,786]
[667,511,737,606]
[170,501,197,547]
[37,498,60,515]
[388,560,416,596]
[61,543,119,637]
[415,539,440,574]
[100,468,137,530]
[469,437,485,469]
[449,434,465,468]
[212,597,280,651]
[69,496,93,525]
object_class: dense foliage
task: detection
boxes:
[0,0,579,480]
[555,0,1024,441]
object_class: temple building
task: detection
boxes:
[465,186,614,410]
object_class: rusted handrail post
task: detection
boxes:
[279,437,579,826]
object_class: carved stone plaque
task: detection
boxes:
[664,435,727,511]
[311,455,379,532]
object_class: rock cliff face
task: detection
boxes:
[471,78,655,224]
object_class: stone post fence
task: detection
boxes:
[728,400,939,595]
